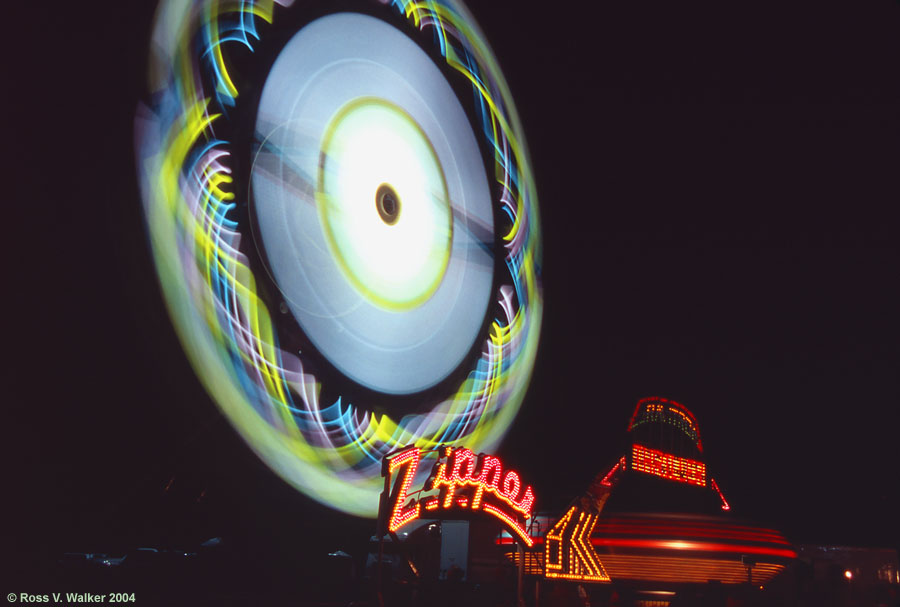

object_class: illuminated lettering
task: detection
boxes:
[628,397,703,451]
[429,447,535,517]
[386,448,421,532]
[631,444,706,486]
[381,446,536,546]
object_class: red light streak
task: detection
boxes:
[497,536,541,545]
[498,525,789,549]
[588,537,797,559]
[483,504,533,547]
[591,521,789,544]
[586,554,785,584]
[711,478,731,511]
[591,516,788,541]
[499,517,792,552]
[599,457,627,487]
[510,551,788,584]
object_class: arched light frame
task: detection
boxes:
[136,0,542,517]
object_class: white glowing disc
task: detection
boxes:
[251,13,494,394]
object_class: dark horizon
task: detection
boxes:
[7,0,899,583]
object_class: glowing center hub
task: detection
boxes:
[318,99,452,310]
[376,183,401,225]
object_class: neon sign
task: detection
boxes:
[628,397,703,451]
[631,444,706,487]
[545,506,610,582]
[381,446,536,546]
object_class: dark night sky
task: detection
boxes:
[6,0,899,579]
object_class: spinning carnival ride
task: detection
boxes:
[136,0,542,517]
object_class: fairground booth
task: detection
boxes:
[374,397,800,606]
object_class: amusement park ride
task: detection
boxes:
[134,0,897,603]
[377,397,797,601]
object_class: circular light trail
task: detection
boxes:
[136,0,542,516]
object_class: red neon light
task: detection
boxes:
[583,555,786,585]
[497,536,540,545]
[631,444,706,486]
[498,522,788,544]
[710,478,731,511]
[544,506,610,582]
[588,538,797,559]
[600,457,627,487]
[506,550,788,585]
[591,521,789,545]
[507,537,795,560]
[430,447,535,516]
[628,397,703,451]
[387,448,421,533]
[383,446,536,542]
[483,504,533,547]
[471,455,501,509]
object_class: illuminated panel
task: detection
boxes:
[627,397,703,451]
[598,555,785,584]
[544,506,610,582]
[631,444,706,486]
[520,552,785,584]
